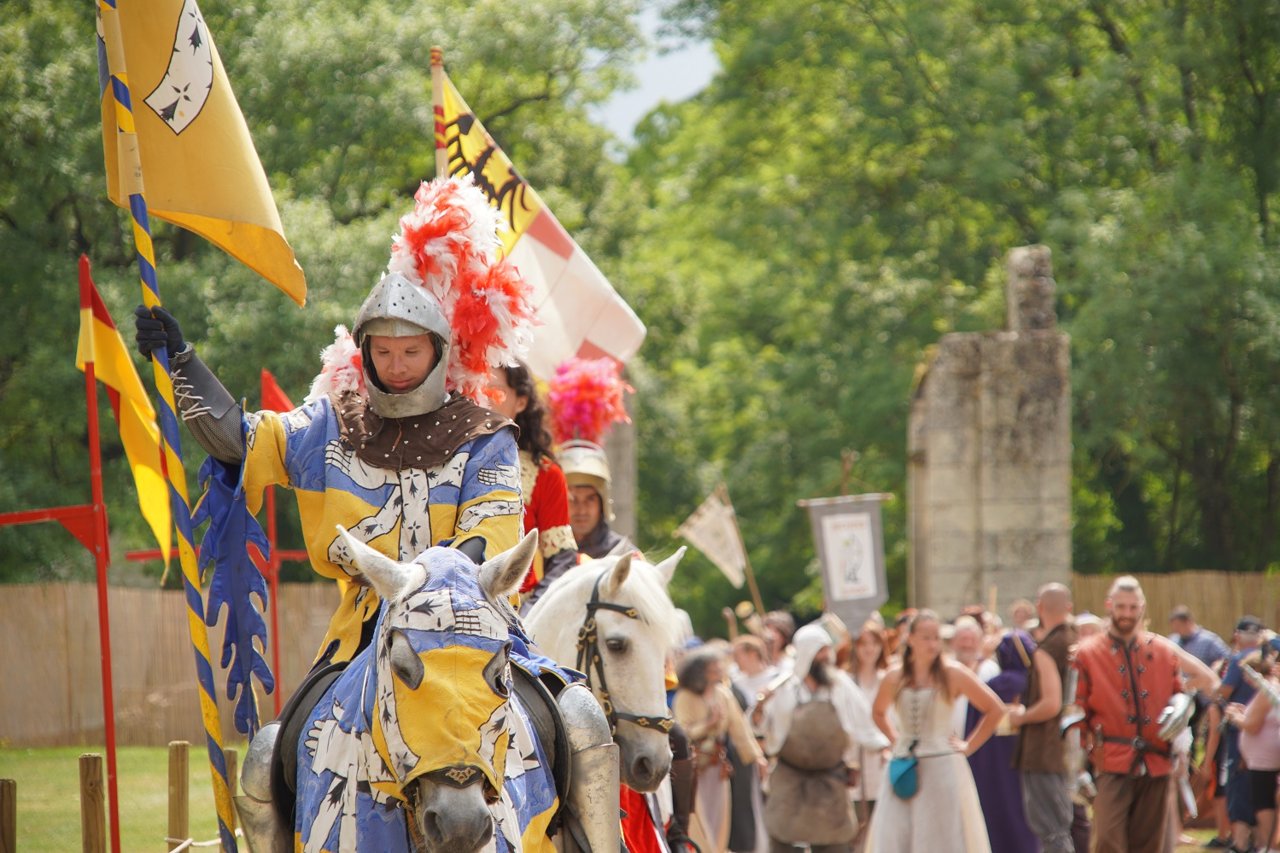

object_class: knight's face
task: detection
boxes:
[569,486,603,540]
[369,333,437,393]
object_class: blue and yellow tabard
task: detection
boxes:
[240,391,522,665]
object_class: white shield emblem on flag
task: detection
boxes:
[145,0,214,135]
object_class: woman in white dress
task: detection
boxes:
[865,610,1005,853]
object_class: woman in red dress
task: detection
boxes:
[488,360,578,608]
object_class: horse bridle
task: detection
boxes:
[575,571,675,736]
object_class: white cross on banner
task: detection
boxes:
[675,487,746,589]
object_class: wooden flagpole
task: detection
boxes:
[431,47,448,179]
[719,483,766,616]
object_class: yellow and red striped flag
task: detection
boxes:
[97,0,306,305]
[435,68,645,377]
[75,255,172,560]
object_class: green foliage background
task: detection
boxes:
[1,0,1277,637]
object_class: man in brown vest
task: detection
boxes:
[1010,582,1077,853]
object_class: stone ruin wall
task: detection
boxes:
[907,245,1072,618]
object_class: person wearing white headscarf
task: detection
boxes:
[757,623,889,852]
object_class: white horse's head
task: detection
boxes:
[337,526,537,853]
[523,547,686,791]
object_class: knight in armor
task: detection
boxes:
[135,178,532,669]
[560,439,637,559]
[138,179,624,853]
[755,622,888,853]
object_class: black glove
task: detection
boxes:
[133,305,185,359]
[456,536,488,565]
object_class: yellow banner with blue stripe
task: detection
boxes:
[97,0,306,306]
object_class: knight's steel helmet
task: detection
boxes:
[559,439,614,522]
[353,272,451,418]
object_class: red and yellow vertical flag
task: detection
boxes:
[433,59,646,377]
[97,0,306,306]
[75,255,172,562]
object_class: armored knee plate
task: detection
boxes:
[558,682,620,853]
[234,722,291,853]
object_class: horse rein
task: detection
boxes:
[575,571,675,736]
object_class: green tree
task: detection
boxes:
[0,0,643,581]
[621,0,1280,634]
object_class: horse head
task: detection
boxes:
[337,526,537,853]
[523,547,686,791]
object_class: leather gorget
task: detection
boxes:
[330,391,513,472]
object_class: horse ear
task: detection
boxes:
[652,546,687,587]
[479,530,539,599]
[601,552,633,598]
[335,525,420,602]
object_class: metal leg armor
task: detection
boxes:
[234,722,292,853]
[557,682,621,853]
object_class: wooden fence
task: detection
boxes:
[3,572,1277,746]
[1071,571,1280,643]
[0,582,333,747]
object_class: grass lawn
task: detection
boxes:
[0,744,246,852]
[0,745,1228,852]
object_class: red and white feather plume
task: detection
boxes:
[547,356,634,445]
[308,177,536,405]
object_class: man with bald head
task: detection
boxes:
[1010,583,1077,853]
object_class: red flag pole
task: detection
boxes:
[80,260,122,853]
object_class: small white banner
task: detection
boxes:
[676,486,747,588]
[820,511,878,600]
[798,494,891,630]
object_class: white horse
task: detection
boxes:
[234,529,621,853]
[522,548,686,792]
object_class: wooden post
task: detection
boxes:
[224,747,239,840]
[167,741,189,852]
[1,778,16,853]
[431,47,448,179]
[80,754,106,853]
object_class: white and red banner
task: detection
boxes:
[435,71,645,377]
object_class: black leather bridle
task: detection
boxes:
[575,571,675,736]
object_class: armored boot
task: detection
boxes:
[557,682,621,853]
[233,722,292,853]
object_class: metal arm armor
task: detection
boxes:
[171,346,246,464]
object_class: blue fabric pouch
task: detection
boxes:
[888,744,919,799]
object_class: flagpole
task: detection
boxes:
[98,4,239,850]
[431,46,448,179]
[719,484,765,616]
[265,484,283,717]
[79,260,123,853]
